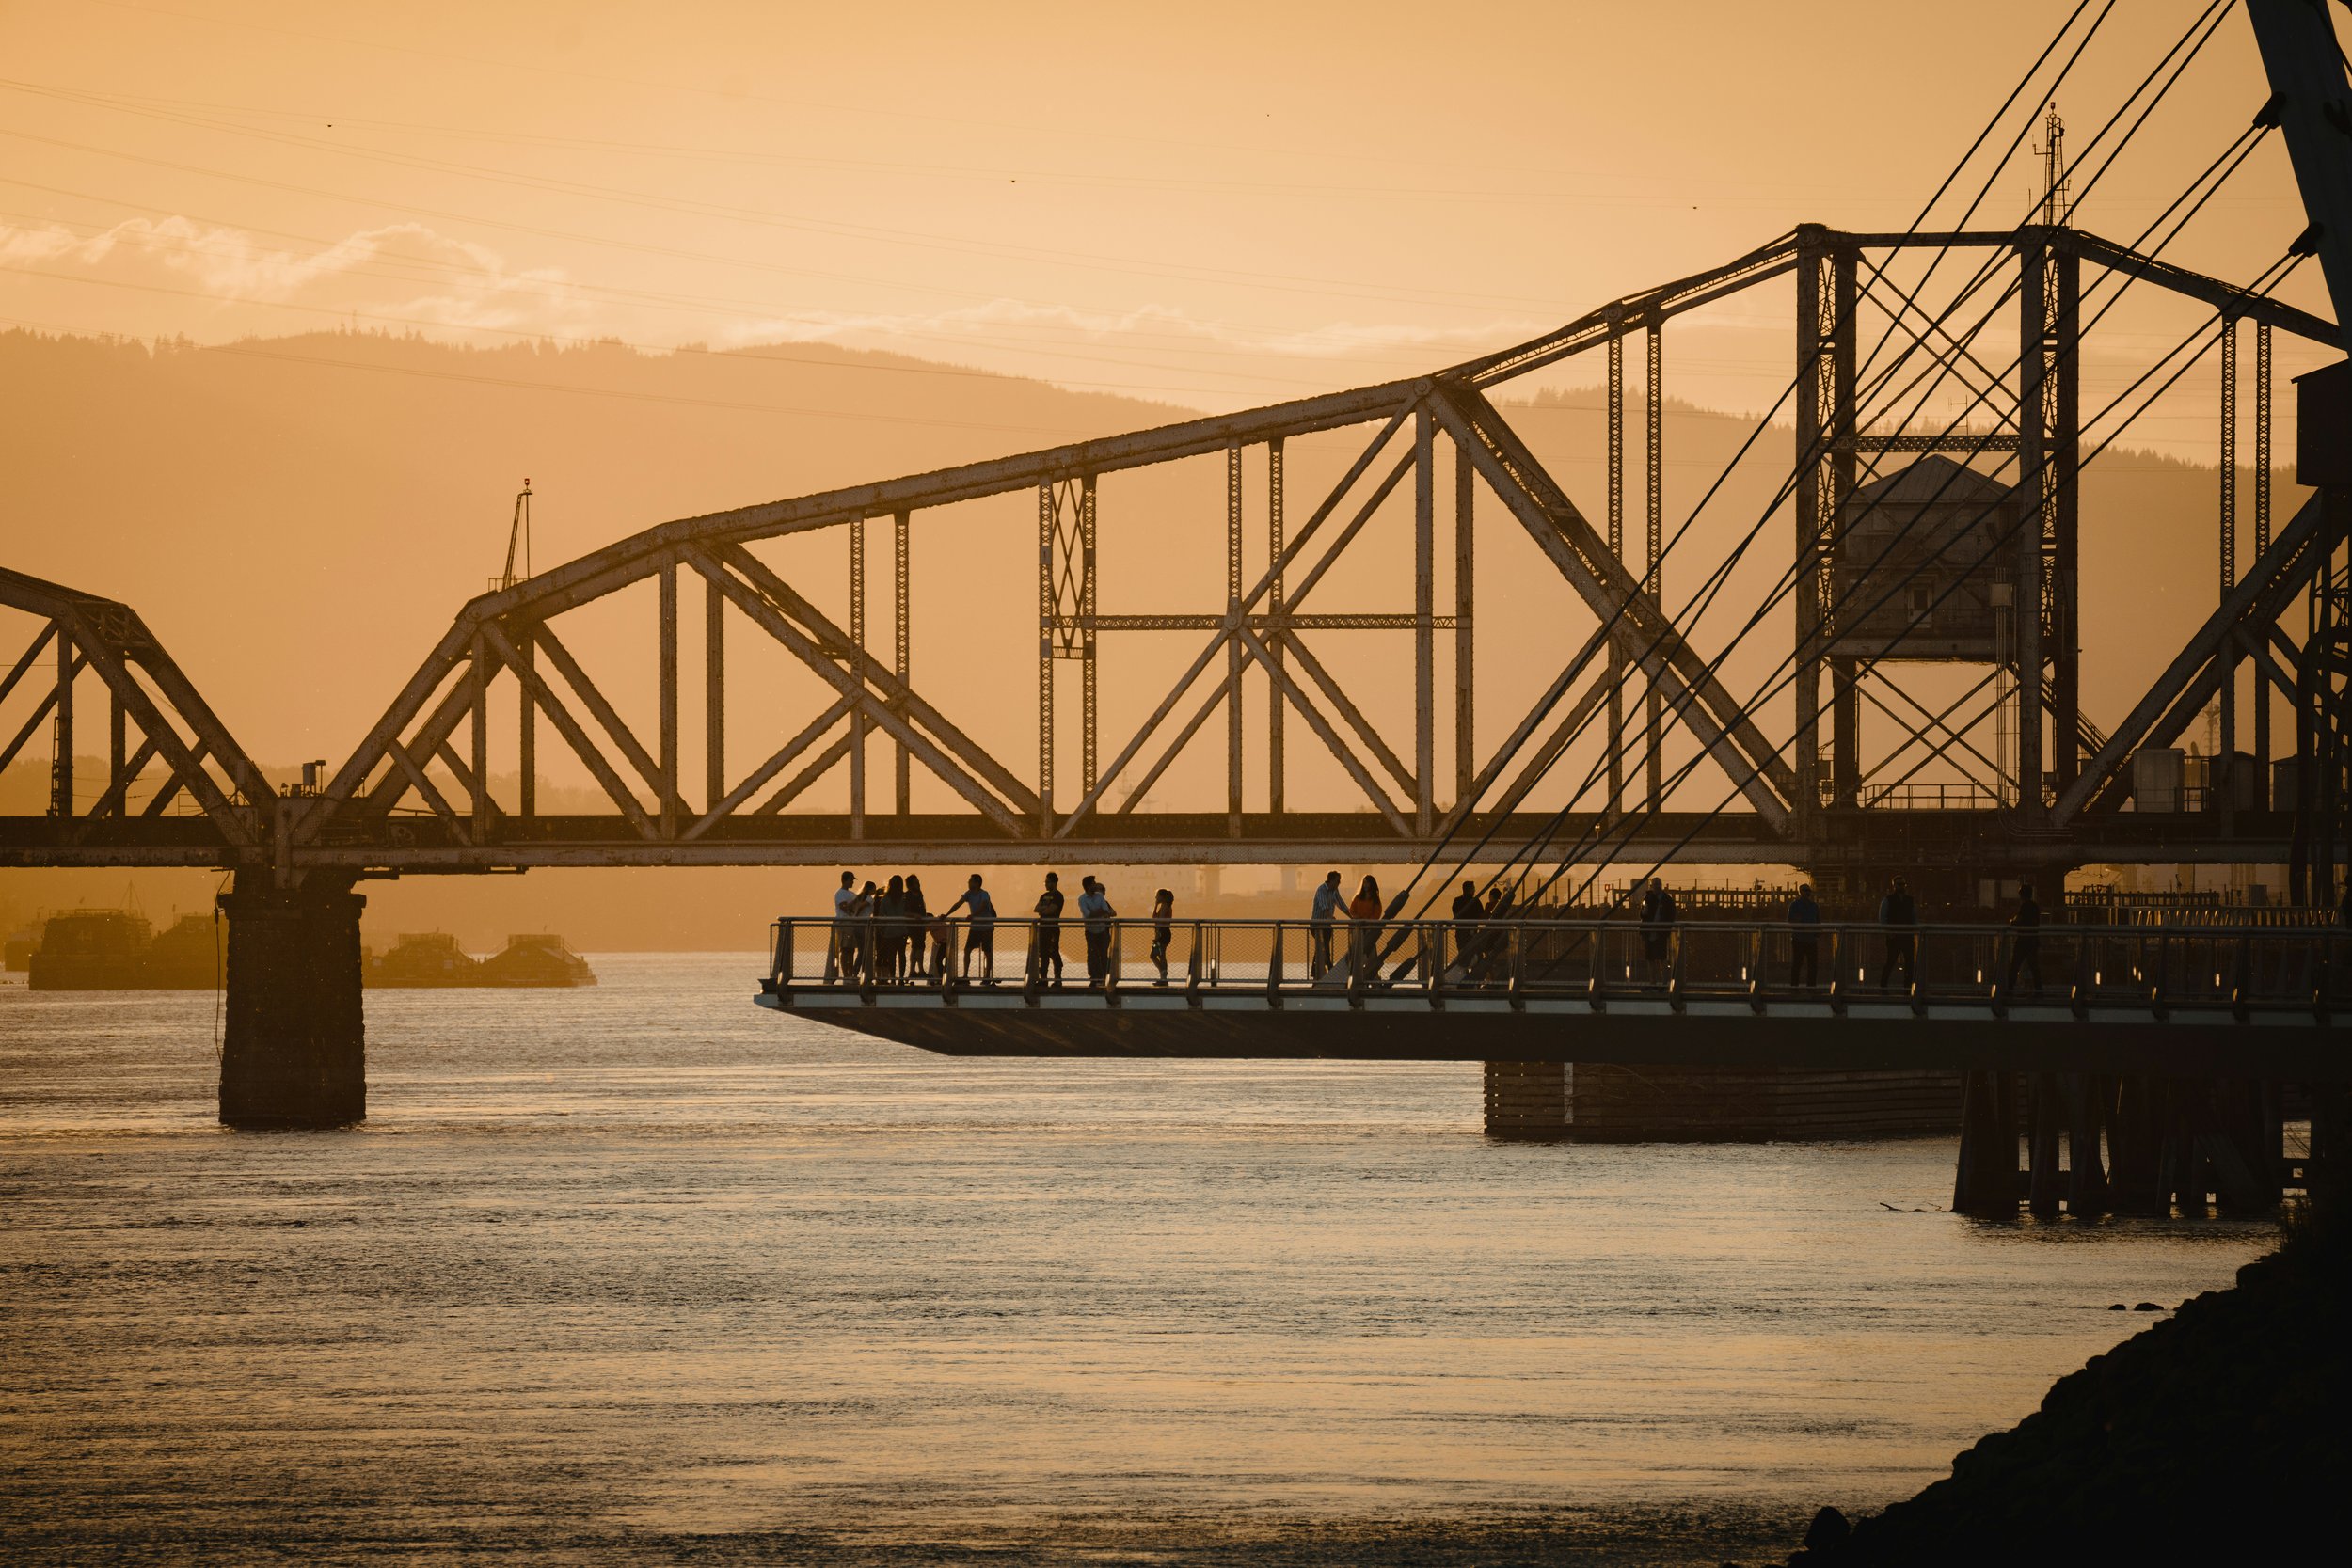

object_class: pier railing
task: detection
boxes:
[766,915,2352,1015]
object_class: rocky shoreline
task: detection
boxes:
[1772,1212,2347,1562]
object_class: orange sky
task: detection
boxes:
[0,0,2338,450]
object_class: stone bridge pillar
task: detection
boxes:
[217,873,366,1129]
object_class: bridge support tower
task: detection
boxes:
[216,873,367,1129]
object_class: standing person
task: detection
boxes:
[1149,888,1175,986]
[902,873,930,982]
[1077,876,1118,988]
[1347,874,1383,982]
[1309,871,1344,979]
[946,874,997,984]
[1476,885,1509,981]
[1877,875,1917,992]
[2004,880,2042,996]
[1788,881,1821,989]
[825,870,857,982]
[1031,872,1066,987]
[1449,879,1485,976]
[876,875,907,982]
[844,879,877,982]
[1639,877,1677,989]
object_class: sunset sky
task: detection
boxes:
[0,0,2336,443]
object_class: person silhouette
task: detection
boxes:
[1031,872,1065,987]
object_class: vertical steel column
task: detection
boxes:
[2219,317,2240,784]
[1454,436,1475,806]
[50,625,71,817]
[658,557,678,838]
[1036,483,1053,836]
[2255,323,2274,778]
[705,575,724,815]
[107,689,124,815]
[1268,439,1286,816]
[1226,442,1244,835]
[851,515,867,838]
[1605,316,1626,814]
[1828,248,1859,810]
[1794,231,1857,816]
[1645,322,1664,811]
[469,629,491,841]
[2013,244,2049,826]
[1080,480,1098,798]
[2050,249,2082,791]
[516,629,535,817]
[894,509,911,814]
[1415,404,1436,832]
[1793,249,1824,824]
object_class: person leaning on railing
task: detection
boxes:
[2003,880,2042,996]
[1787,882,1820,989]
[1309,871,1343,979]
[1347,875,1383,982]
[1877,876,1917,992]
[1449,879,1484,978]
[946,874,996,984]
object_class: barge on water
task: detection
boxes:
[23,910,221,990]
[365,931,596,988]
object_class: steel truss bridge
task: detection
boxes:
[6,0,2352,1154]
[4,215,2345,893]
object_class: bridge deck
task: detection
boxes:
[755,917,2352,1080]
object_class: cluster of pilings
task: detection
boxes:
[1953,1070,2328,1216]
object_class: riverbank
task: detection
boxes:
[1785,1208,2347,1562]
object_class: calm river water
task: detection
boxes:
[0,955,2275,1564]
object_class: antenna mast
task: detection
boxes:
[2035,103,2069,225]
[495,478,532,593]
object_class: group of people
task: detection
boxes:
[818,866,2059,996]
[1777,874,2041,994]
[824,870,1180,989]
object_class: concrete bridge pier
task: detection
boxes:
[216,873,366,1129]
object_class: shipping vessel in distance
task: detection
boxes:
[4,913,595,990]
[14,910,221,990]
[365,931,597,989]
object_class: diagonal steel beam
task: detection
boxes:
[53,620,247,838]
[1274,629,1416,795]
[66,734,161,843]
[532,620,675,812]
[384,736,471,845]
[713,542,1041,817]
[0,625,54,710]
[2056,492,2331,822]
[0,655,79,778]
[1232,625,1411,836]
[1496,666,1618,815]
[1063,407,1418,833]
[1432,382,1794,829]
[755,732,854,816]
[688,695,854,837]
[479,618,657,838]
[685,547,1026,836]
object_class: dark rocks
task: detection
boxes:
[1802,1507,1849,1549]
[1787,1214,2350,1562]
[2131,1301,2163,1310]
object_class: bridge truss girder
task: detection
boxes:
[1,228,2341,888]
